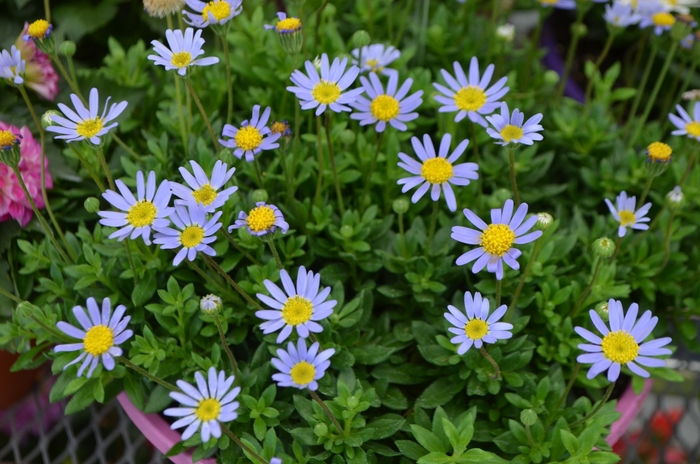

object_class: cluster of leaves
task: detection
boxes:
[1,0,699,462]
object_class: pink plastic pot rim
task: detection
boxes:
[118,378,652,462]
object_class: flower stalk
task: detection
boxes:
[309,389,344,435]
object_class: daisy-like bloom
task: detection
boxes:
[669,102,700,140]
[229,202,288,236]
[0,46,25,85]
[256,266,337,343]
[170,160,237,213]
[45,88,128,144]
[270,120,292,138]
[433,57,509,127]
[287,54,364,116]
[0,129,21,152]
[143,0,185,18]
[219,105,281,162]
[54,297,133,378]
[604,191,651,238]
[604,1,641,27]
[646,141,672,163]
[397,134,479,212]
[575,299,672,382]
[271,338,335,391]
[537,0,576,9]
[22,19,53,42]
[638,4,676,34]
[451,199,542,280]
[147,28,219,76]
[15,23,59,101]
[164,367,241,442]
[351,44,401,75]
[98,171,173,245]
[182,0,243,27]
[264,12,302,33]
[154,204,222,266]
[486,102,544,146]
[200,294,222,313]
[350,72,423,132]
[445,291,513,354]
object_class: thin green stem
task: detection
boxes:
[222,229,261,265]
[486,0,500,63]
[253,158,265,188]
[608,236,623,263]
[0,285,22,304]
[479,346,500,380]
[203,255,264,310]
[313,116,325,207]
[324,113,345,215]
[426,201,438,255]
[679,146,697,185]
[214,314,239,378]
[264,236,284,270]
[117,356,178,391]
[398,211,408,258]
[584,31,617,110]
[360,131,384,211]
[555,7,588,100]
[52,55,83,98]
[94,145,115,190]
[184,77,220,152]
[112,134,141,161]
[639,176,654,206]
[495,279,502,307]
[623,40,658,139]
[43,0,51,21]
[29,313,73,342]
[18,85,74,261]
[66,55,79,94]
[570,381,616,428]
[629,40,679,148]
[568,256,603,319]
[546,363,581,428]
[661,211,675,269]
[522,10,546,90]
[314,0,329,53]
[186,260,234,299]
[506,238,543,322]
[508,146,520,206]
[385,0,394,43]
[394,0,415,46]
[309,389,344,435]
[221,32,234,124]
[123,240,138,286]
[69,143,105,191]
[220,425,269,464]
[11,165,71,264]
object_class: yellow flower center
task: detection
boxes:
[312,81,341,105]
[365,58,383,72]
[464,319,489,340]
[195,398,221,421]
[453,86,487,112]
[421,157,453,184]
[601,330,639,364]
[276,17,302,32]
[83,325,114,356]
[500,124,524,143]
[180,225,205,248]
[652,12,676,27]
[28,19,51,39]
[126,200,157,228]
[685,121,700,137]
[246,205,276,232]
[270,121,290,135]
[234,126,263,151]
[0,130,18,150]
[647,142,672,162]
[201,0,231,21]
[76,117,104,139]
[281,296,313,326]
[618,210,636,227]
[290,361,316,385]
[370,94,400,121]
[171,51,192,68]
[480,224,516,257]
[538,0,559,4]
[192,184,217,206]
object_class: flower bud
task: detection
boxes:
[0,130,22,168]
[496,24,515,42]
[592,237,615,258]
[84,197,100,213]
[543,70,560,86]
[59,40,76,57]
[521,409,538,426]
[278,25,303,55]
[489,188,512,208]
[571,22,588,37]
[392,197,410,214]
[340,224,354,238]
[671,20,692,42]
[313,56,322,71]
[595,301,610,322]
[313,422,329,437]
[200,294,223,314]
[339,129,356,145]
[666,186,684,209]
[17,301,39,318]
[535,212,553,231]
[351,30,371,49]
[252,189,269,203]
[645,141,672,164]
[42,110,60,129]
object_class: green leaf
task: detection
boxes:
[132,272,157,307]
[349,345,396,365]
[560,429,580,456]
[588,451,622,463]
[416,378,465,408]
[124,372,145,411]
[458,448,509,463]
[410,425,447,453]
[395,440,429,460]
[417,451,451,464]
[145,385,173,413]
[65,381,96,414]
[368,414,405,440]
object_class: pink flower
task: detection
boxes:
[0,122,53,227]
[13,23,59,101]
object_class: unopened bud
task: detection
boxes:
[535,212,553,231]
[340,224,354,238]
[314,422,328,437]
[592,237,615,258]
[42,110,60,129]
[17,301,39,318]
[543,70,560,86]
[496,24,515,42]
[521,409,538,426]
[666,186,684,209]
[252,189,268,203]
[571,22,588,37]
[671,20,692,41]
[312,56,322,70]
[351,30,371,49]
[59,40,76,57]
[84,197,100,213]
[339,129,356,145]
[595,301,610,322]
[200,294,223,314]
[392,197,410,214]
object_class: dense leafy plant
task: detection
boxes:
[1,0,698,462]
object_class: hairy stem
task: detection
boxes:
[214,314,239,378]
[309,389,344,435]
[184,77,220,152]
[479,346,500,380]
